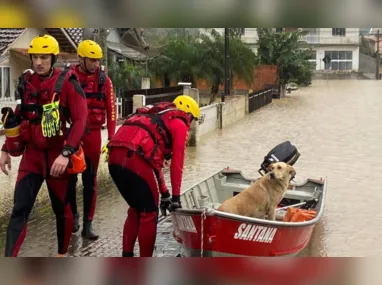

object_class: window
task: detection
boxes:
[332,28,346,36]
[0,66,11,99]
[240,28,245,35]
[324,51,353,70]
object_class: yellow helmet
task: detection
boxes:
[77,40,103,59]
[173,95,201,121]
[28,34,59,55]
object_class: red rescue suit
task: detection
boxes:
[67,64,116,233]
[108,102,191,257]
[2,67,88,256]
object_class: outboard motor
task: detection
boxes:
[258,141,300,176]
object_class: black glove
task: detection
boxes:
[160,191,172,217]
[171,195,182,211]
[159,193,182,216]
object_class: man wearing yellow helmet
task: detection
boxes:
[106,95,201,257]
[0,34,88,257]
[67,39,116,240]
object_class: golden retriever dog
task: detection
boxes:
[217,162,296,220]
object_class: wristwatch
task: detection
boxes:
[61,149,72,158]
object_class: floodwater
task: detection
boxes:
[179,79,382,257]
[1,79,382,257]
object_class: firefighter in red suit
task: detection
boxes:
[67,40,116,239]
[0,35,88,257]
[106,95,201,257]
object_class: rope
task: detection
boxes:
[200,208,207,257]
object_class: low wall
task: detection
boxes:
[196,95,250,138]
[130,88,269,140]
[221,95,246,128]
[198,103,220,137]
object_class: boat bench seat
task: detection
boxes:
[222,182,315,201]
[222,182,252,190]
[284,190,314,200]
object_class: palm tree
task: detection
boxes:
[149,35,207,86]
[150,29,257,104]
[198,29,257,103]
[256,28,313,87]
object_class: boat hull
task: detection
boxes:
[171,212,315,257]
[170,167,326,257]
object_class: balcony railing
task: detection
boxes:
[301,34,361,45]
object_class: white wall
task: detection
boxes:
[195,95,248,138]
[241,28,258,45]
[222,96,246,128]
[316,28,360,45]
[198,103,219,137]
[313,46,360,71]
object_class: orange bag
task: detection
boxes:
[66,142,86,174]
[283,208,316,222]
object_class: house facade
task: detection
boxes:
[302,28,360,72]
[199,28,361,72]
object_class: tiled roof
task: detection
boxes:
[0,28,25,54]
[64,28,83,45]
[0,28,150,61]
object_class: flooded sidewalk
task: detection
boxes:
[0,125,183,257]
[0,173,181,257]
